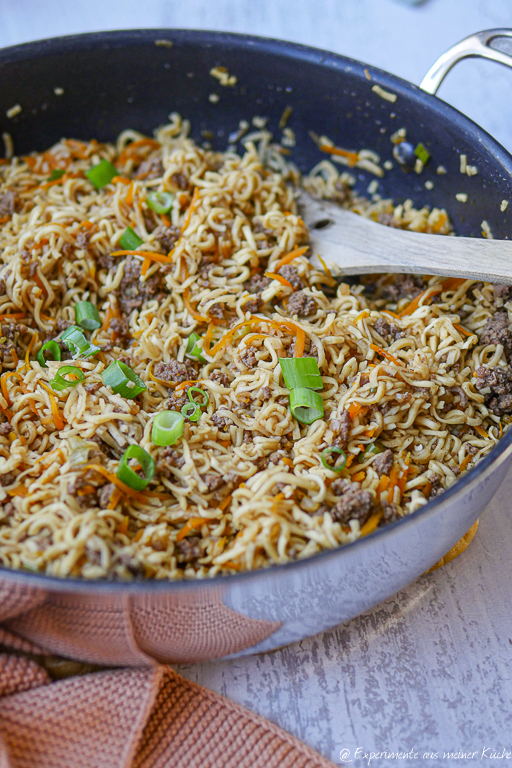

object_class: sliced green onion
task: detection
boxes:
[187,386,209,409]
[119,226,142,250]
[117,445,155,491]
[358,440,386,463]
[48,169,65,182]
[414,143,430,165]
[181,402,202,422]
[101,361,146,399]
[60,325,101,359]
[321,446,347,472]
[36,340,61,368]
[74,301,101,330]
[186,333,206,363]
[50,365,85,391]
[85,159,118,189]
[279,357,323,391]
[151,410,184,446]
[147,191,174,215]
[289,387,324,424]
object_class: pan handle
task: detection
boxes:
[420,29,512,95]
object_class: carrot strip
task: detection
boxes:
[423,481,433,499]
[315,253,336,285]
[111,176,130,185]
[474,425,488,439]
[458,454,472,473]
[0,313,25,321]
[294,327,306,358]
[84,464,149,503]
[204,321,215,353]
[183,288,209,322]
[376,475,390,494]
[264,271,294,289]
[39,385,64,430]
[160,213,171,227]
[352,470,365,483]
[319,144,359,166]
[126,181,134,206]
[7,485,28,497]
[176,516,211,542]
[208,314,305,359]
[381,309,401,320]
[109,489,123,510]
[345,455,355,468]
[181,187,200,234]
[141,258,151,277]
[218,495,232,512]
[117,138,161,166]
[110,249,169,261]
[79,220,95,230]
[454,323,473,337]
[348,402,362,419]
[387,465,399,502]
[274,246,309,272]
[359,511,382,537]
[355,309,370,323]
[24,332,38,367]
[1,371,22,406]
[174,379,201,393]
[397,454,410,498]
[399,287,442,316]
[370,343,402,367]
[440,277,466,291]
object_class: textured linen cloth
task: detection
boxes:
[0,523,478,768]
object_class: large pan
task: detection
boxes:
[1,29,512,664]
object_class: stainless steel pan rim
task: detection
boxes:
[0,28,511,593]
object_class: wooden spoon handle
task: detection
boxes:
[300,193,512,284]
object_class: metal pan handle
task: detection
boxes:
[420,28,512,95]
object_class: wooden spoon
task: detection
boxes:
[299,191,512,284]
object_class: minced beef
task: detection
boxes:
[0,422,12,436]
[0,190,16,217]
[98,483,115,509]
[372,449,393,477]
[475,364,512,415]
[154,359,196,384]
[84,382,101,394]
[0,279,6,296]
[244,274,271,294]
[76,230,90,249]
[203,474,224,492]
[175,536,201,563]
[159,447,185,471]
[479,310,512,359]
[240,346,257,368]
[212,412,231,431]
[287,290,316,317]
[279,265,303,290]
[382,274,425,302]
[427,472,444,498]
[447,385,468,409]
[135,158,164,180]
[153,224,181,253]
[380,500,400,525]
[110,317,131,343]
[243,294,264,313]
[209,370,230,387]
[170,172,189,190]
[331,482,373,525]
[373,317,405,341]
[114,256,165,315]
[329,412,351,448]
[494,284,512,306]
[0,471,16,487]
[207,303,227,320]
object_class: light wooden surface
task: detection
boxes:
[2,3,512,765]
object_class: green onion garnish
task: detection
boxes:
[60,326,101,359]
[321,446,347,472]
[74,301,101,331]
[117,445,155,491]
[181,402,202,422]
[101,361,146,399]
[85,159,118,189]
[147,191,174,215]
[279,357,323,391]
[358,440,386,463]
[50,365,85,391]
[289,387,324,424]
[151,410,184,446]
[187,386,209,409]
[119,226,142,250]
[48,169,65,182]
[186,333,206,363]
[414,143,430,165]
[36,340,61,368]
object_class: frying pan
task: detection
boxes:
[1,29,512,665]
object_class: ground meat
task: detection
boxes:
[135,158,164,180]
[76,230,90,249]
[175,536,201,563]
[479,310,512,359]
[244,273,271,294]
[0,471,16,487]
[447,385,468,409]
[330,478,354,496]
[109,317,131,343]
[493,284,512,306]
[261,386,271,399]
[170,172,189,190]
[0,422,12,436]
[243,294,264,313]
[98,483,115,509]
[331,484,373,526]
[278,265,303,290]
[427,472,444,498]
[114,256,165,315]
[209,370,230,387]
[159,447,185,469]
[153,224,181,254]
[372,449,393,477]
[0,279,6,296]
[84,382,101,394]
[382,274,425,302]
[207,303,227,320]
[0,190,16,217]
[154,359,195,384]
[212,412,231,431]
[329,412,352,448]
[475,364,512,415]
[240,346,257,368]
[373,317,405,341]
[286,290,316,317]
[380,500,400,525]
[203,474,224,492]
[334,180,352,205]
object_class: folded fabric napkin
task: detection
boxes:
[0,522,478,768]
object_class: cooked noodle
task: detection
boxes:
[0,113,506,580]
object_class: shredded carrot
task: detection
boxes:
[79,220,94,230]
[454,323,473,337]
[208,314,306,359]
[24,332,38,367]
[109,489,123,511]
[218,495,232,512]
[116,514,129,531]
[183,288,209,322]
[423,481,433,499]
[352,470,365,483]
[111,175,130,185]
[387,464,399,502]
[315,253,336,285]
[176,516,211,542]
[126,181,134,206]
[348,402,362,419]
[381,309,401,320]
[222,560,242,571]
[204,321,215,353]
[85,464,149,503]
[110,249,169,261]
[147,362,173,387]
[7,485,28,497]
[376,475,390,494]
[294,327,306,358]
[397,454,410,497]
[140,258,152,278]
[40,384,65,430]
[474,425,488,439]
[181,187,200,234]
[432,212,447,233]
[282,457,294,468]
[274,246,309,272]
[370,343,402,367]
[218,440,231,448]
[458,454,472,473]
[77,484,96,496]
[355,309,370,323]
[160,213,171,227]
[1,371,22,406]
[319,144,359,166]
[399,287,442,317]
[174,379,201,393]
[359,511,382,537]
[133,530,144,543]
[264,271,294,289]
[440,277,466,291]
[0,313,25,321]
[272,492,286,513]
[345,455,355,468]
[117,138,161,166]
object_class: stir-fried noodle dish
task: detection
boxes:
[0,113,508,580]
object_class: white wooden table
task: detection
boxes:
[2,2,512,765]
